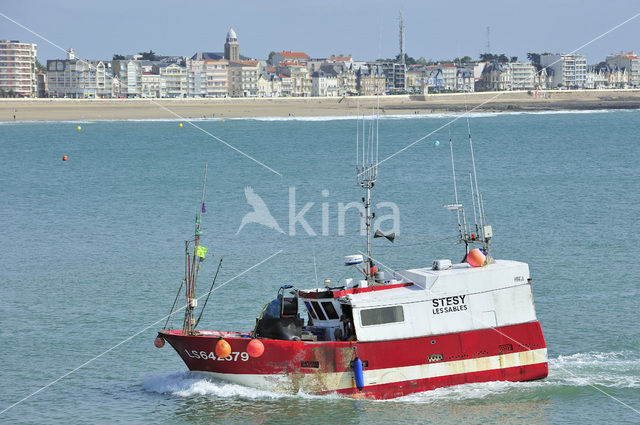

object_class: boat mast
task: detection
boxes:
[356,102,378,286]
[184,163,208,334]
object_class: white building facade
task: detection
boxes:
[540,54,587,89]
[0,40,37,97]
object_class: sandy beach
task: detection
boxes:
[2,89,640,122]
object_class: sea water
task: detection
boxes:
[0,110,639,424]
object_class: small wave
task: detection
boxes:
[391,380,541,404]
[0,109,625,125]
[143,371,340,400]
[143,371,279,399]
[233,109,618,122]
[548,351,640,389]
[0,119,97,125]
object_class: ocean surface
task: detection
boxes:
[1,110,639,424]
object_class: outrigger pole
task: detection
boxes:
[184,163,208,334]
[356,101,379,286]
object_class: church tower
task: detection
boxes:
[224,28,239,61]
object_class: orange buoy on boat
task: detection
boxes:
[215,338,231,358]
[154,336,165,348]
[467,248,486,268]
[246,339,265,358]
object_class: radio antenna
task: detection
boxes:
[356,105,378,286]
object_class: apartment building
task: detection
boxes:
[289,64,311,97]
[311,70,338,96]
[0,40,37,97]
[378,62,406,93]
[141,72,160,97]
[205,60,228,97]
[186,59,207,97]
[356,64,386,95]
[112,60,142,97]
[47,55,111,98]
[509,62,536,89]
[456,68,474,92]
[258,73,282,97]
[606,52,640,88]
[271,51,310,67]
[540,53,587,89]
[406,65,427,94]
[229,60,259,97]
[439,64,456,91]
[156,63,187,98]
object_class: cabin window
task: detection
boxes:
[304,301,318,320]
[310,301,327,321]
[360,306,405,326]
[321,302,339,320]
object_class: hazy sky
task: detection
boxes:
[2,1,639,64]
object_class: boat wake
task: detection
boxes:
[144,351,639,403]
[143,371,339,400]
[549,351,640,389]
[392,350,640,404]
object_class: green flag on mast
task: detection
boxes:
[196,246,207,258]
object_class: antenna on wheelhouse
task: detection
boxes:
[467,121,492,255]
[445,110,492,258]
[444,136,469,248]
[356,100,379,286]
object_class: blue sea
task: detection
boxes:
[1,110,639,424]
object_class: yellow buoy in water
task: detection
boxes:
[76,126,82,131]
[179,122,183,127]
[215,338,231,359]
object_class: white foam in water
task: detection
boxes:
[143,371,281,399]
[549,351,640,389]
[0,108,627,124]
[143,371,341,401]
[239,109,616,122]
[390,380,538,404]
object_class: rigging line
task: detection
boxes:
[194,258,223,329]
[0,249,282,416]
[449,134,463,237]
[0,11,282,178]
[312,245,319,287]
[469,173,478,232]
[460,82,485,235]
[163,278,186,330]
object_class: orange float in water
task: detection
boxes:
[62,155,68,161]
[467,248,486,268]
[215,338,232,358]
[246,339,265,358]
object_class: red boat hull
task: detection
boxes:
[161,321,547,399]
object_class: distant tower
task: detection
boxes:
[486,26,491,54]
[399,11,405,64]
[67,48,75,60]
[224,28,239,61]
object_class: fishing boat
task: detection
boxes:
[155,116,548,400]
